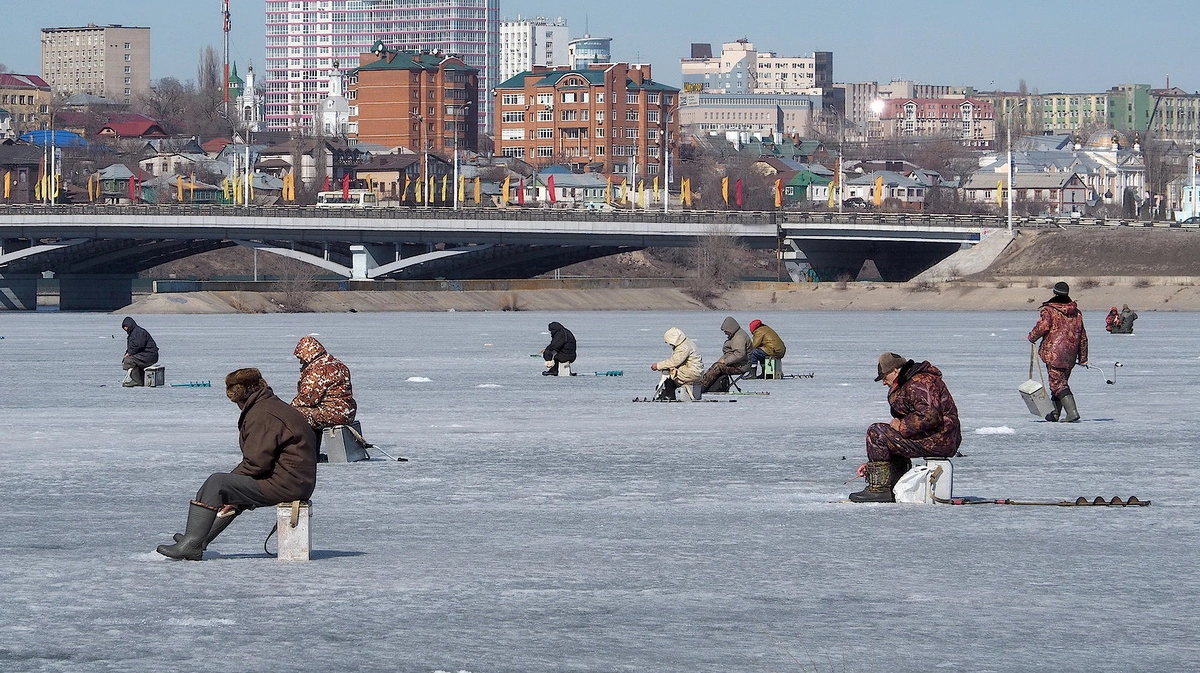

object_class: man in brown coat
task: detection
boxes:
[157,368,317,560]
[1028,281,1089,422]
[850,352,961,503]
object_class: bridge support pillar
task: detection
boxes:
[58,274,135,311]
[0,274,39,310]
[350,244,395,280]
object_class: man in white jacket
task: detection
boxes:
[650,327,704,401]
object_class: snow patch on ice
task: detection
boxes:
[407,376,432,382]
[974,426,1015,435]
[477,384,503,388]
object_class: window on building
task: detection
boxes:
[625,128,638,138]
[626,92,639,104]
[537,93,552,105]
[625,110,639,121]
[501,111,526,123]
[536,146,553,157]
[561,92,576,103]
[561,109,577,121]
[501,147,526,158]
[596,93,604,103]
[595,128,604,138]
[501,129,525,140]
[648,110,659,123]
[501,93,524,105]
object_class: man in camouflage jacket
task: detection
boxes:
[291,336,357,430]
[850,352,961,503]
[1028,281,1088,422]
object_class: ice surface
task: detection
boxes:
[0,310,1197,672]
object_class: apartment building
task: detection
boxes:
[0,74,52,136]
[348,42,479,154]
[876,98,995,148]
[493,63,679,178]
[836,81,955,140]
[40,24,150,103]
[500,17,569,82]
[264,0,498,134]
[681,39,831,96]
[568,36,612,70]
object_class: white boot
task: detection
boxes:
[122,369,136,387]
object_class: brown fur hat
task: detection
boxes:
[225,367,267,403]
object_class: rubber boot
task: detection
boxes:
[849,461,894,503]
[889,456,913,490]
[1059,392,1080,423]
[122,368,137,387]
[542,360,556,376]
[173,511,239,551]
[157,502,219,560]
[1045,396,1062,422]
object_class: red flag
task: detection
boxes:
[547,175,556,203]
[342,174,350,200]
[128,176,136,202]
[518,179,525,205]
[735,179,743,207]
[323,175,331,192]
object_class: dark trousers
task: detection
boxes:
[194,473,278,509]
[122,353,158,381]
[544,350,574,373]
[865,422,956,462]
[1046,365,1073,398]
[700,361,748,391]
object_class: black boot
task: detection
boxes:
[889,456,913,490]
[849,461,895,503]
[157,502,218,560]
[172,510,239,551]
[1059,392,1080,423]
[1045,396,1062,422]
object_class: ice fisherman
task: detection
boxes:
[290,336,357,431]
[1105,307,1121,333]
[157,368,317,560]
[541,321,577,376]
[849,352,961,503]
[1028,281,1089,422]
[120,317,159,387]
[650,327,704,401]
[1114,304,1137,334]
[747,319,787,377]
[699,316,751,393]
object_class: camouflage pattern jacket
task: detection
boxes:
[1028,300,1089,369]
[888,360,962,455]
[291,336,357,429]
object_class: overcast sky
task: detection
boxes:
[5,0,1197,94]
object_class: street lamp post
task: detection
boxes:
[411,112,429,208]
[1005,100,1025,234]
[453,103,470,210]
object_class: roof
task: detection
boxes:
[355,49,476,74]
[19,130,87,147]
[962,172,1085,190]
[98,163,153,181]
[98,114,168,138]
[0,144,44,165]
[846,170,929,188]
[357,154,422,172]
[202,137,235,154]
[535,172,609,188]
[0,73,50,90]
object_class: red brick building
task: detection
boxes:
[493,63,680,178]
[349,41,479,155]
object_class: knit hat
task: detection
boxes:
[1053,281,1070,297]
[225,367,266,404]
[874,352,907,382]
[749,319,762,333]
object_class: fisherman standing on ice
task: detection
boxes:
[1028,281,1089,422]
[156,368,316,560]
[849,352,961,503]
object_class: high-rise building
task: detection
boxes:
[264,0,499,134]
[681,39,831,96]
[568,36,612,71]
[40,24,150,104]
[500,17,568,83]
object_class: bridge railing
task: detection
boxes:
[0,203,1162,230]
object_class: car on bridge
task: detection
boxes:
[842,197,871,210]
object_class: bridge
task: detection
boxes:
[0,204,1002,310]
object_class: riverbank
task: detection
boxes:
[122,277,1200,314]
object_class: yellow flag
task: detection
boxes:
[85,173,92,201]
[458,175,465,203]
[827,179,836,208]
[177,175,184,202]
[416,178,424,204]
[997,180,1004,206]
[621,179,629,204]
[605,177,612,203]
[638,180,646,208]
[501,175,511,204]
[774,178,783,208]
[722,177,729,205]
[474,177,481,204]
[4,171,10,200]
[874,176,884,207]
[402,174,410,200]
[249,175,255,202]
[441,174,448,202]
[652,176,659,202]
[190,173,197,200]
[681,177,691,207]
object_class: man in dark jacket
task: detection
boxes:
[120,317,159,387]
[850,352,961,503]
[700,316,751,392]
[1028,281,1089,422]
[157,368,317,560]
[541,321,577,376]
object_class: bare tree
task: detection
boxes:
[686,223,751,304]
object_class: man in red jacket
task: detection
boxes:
[850,352,961,503]
[1028,281,1089,422]
[157,368,317,560]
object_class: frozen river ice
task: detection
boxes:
[0,309,1196,672]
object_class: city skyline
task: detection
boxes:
[4,1,1199,95]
